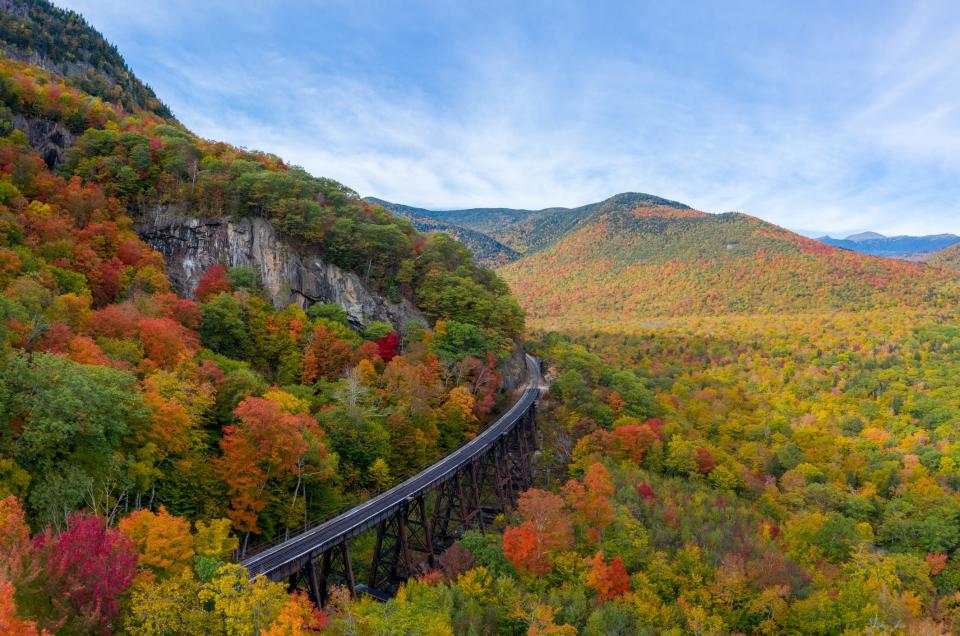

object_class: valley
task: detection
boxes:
[0,1,959,635]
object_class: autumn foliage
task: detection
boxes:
[260,592,328,635]
[218,397,329,534]
[586,551,630,601]
[375,330,400,362]
[0,497,30,580]
[563,463,615,543]
[502,489,572,575]
[500,204,960,331]
[0,14,528,635]
[117,506,195,578]
[301,324,354,384]
[194,265,230,301]
[0,578,47,636]
[32,514,138,635]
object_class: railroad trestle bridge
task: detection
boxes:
[239,354,543,606]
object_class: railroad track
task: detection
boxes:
[240,353,543,603]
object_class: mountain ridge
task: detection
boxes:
[497,198,960,327]
[363,196,520,267]
[0,0,172,118]
[818,232,960,258]
[929,242,960,271]
[373,191,695,255]
[843,231,886,242]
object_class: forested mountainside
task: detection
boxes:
[0,2,529,633]
[5,2,960,635]
[365,196,519,267]
[328,194,960,634]
[499,201,960,330]
[375,192,692,256]
[818,232,960,258]
[369,198,564,254]
[0,0,171,117]
[928,243,960,271]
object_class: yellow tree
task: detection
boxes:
[118,507,195,580]
[193,518,238,560]
[437,386,478,451]
[527,605,577,636]
[198,564,288,636]
[123,571,212,636]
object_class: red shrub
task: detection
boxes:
[375,331,400,362]
[171,298,202,329]
[694,447,716,474]
[138,317,199,368]
[194,265,229,301]
[33,514,138,635]
[89,302,142,339]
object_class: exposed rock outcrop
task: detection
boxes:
[13,114,72,168]
[138,212,426,331]
[500,343,528,391]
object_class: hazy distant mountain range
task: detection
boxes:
[364,197,520,267]
[817,232,960,258]
[372,193,960,268]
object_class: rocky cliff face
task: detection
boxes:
[138,212,426,331]
[13,114,72,168]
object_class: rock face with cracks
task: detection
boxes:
[138,212,426,331]
[13,114,73,168]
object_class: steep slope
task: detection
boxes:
[818,232,960,258]
[0,0,527,553]
[375,192,693,255]
[0,47,523,344]
[499,202,960,328]
[0,0,171,117]
[140,214,426,329]
[929,242,960,271]
[365,196,519,267]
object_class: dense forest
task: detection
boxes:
[499,205,960,329]
[336,311,960,633]
[0,3,526,633]
[375,192,693,257]
[0,0,171,117]
[930,243,960,272]
[4,1,960,635]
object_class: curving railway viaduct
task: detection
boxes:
[238,354,544,606]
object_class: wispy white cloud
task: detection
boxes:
[57,0,960,236]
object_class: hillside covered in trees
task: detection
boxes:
[0,0,171,117]
[4,1,960,635]
[0,2,527,633]
[373,192,694,257]
[327,232,960,632]
[365,197,520,268]
[929,243,960,272]
[498,200,960,330]
[354,159,960,633]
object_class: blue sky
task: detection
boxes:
[59,0,960,236]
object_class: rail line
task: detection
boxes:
[239,354,543,603]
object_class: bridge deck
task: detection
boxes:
[241,353,542,580]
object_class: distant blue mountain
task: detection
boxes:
[817,232,960,258]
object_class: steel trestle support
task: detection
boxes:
[248,355,542,608]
